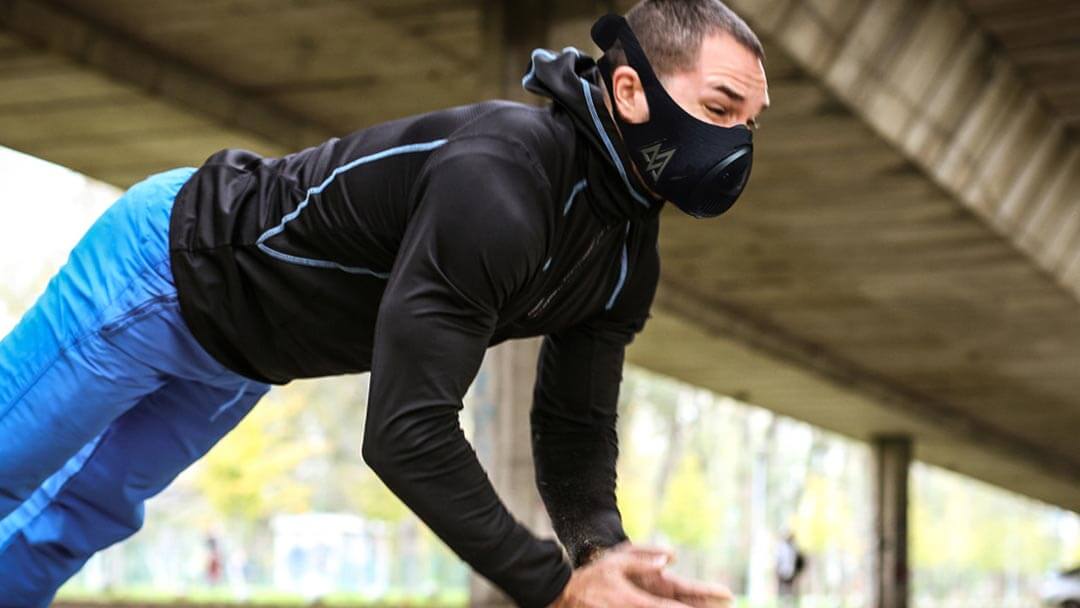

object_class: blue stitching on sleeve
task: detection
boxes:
[522,47,651,211]
[579,79,652,209]
[605,222,632,310]
[563,179,588,216]
[256,139,449,277]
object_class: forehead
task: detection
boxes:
[694,32,768,92]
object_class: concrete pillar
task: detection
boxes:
[468,3,608,604]
[479,0,549,103]
[470,340,552,607]
[468,4,559,604]
[871,436,912,608]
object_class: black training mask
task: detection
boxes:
[592,14,754,219]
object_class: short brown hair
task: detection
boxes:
[605,0,765,77]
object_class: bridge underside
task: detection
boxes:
[1,0,1078,512]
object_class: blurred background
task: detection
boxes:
[1,1,1079,607]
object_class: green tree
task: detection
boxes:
[657,452,718,551]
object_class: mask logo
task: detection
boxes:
[640,142,677,181]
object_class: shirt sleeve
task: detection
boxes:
[362,140,572,608]
[531,224,660,568]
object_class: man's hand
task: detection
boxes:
[588,542,735,608]
[548,551,694,608]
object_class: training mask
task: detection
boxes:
[591,14,754,218]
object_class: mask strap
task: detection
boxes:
[591,14,670,103]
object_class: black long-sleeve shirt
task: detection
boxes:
[168,48,662,607]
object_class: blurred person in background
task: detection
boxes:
[1042,566,1080,608]
[0,1,767,606]
[776,530,806,607]
[205,535,224,587]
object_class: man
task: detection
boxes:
[0,0,768,605]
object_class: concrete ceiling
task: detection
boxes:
[48,0,485,128]
[0,0,487,184]
[0,0,1078,512]
[961,0,1080,130]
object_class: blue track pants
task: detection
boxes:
[0,168,271,606]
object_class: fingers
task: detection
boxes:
[615,542,677,565]
[602,545,731,608]
[617,550,670,577]
[617,544,673,565]
[629,568,678,598]
[659,571,734,608]
[662,570,733,598]
[623,558,734,607]
[619,578,695,608]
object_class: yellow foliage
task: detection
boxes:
[350,469,410,523]
[792,474,857,556]
[617,471,655,541]
[195,388,323,521]
[911,465,1066,574]
[657,453,718,549]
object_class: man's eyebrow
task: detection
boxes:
[714,84,745,102]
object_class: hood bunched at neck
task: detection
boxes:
[522,47,663,224]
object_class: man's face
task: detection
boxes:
[609,31,770,131]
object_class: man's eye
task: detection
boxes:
[707,106,728,116]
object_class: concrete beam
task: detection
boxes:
[725,0,1080,302]
[872,436,912,608]
[652,278,1080,492]
[0,0,330,152]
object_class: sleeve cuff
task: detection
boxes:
[522,555,573,608]
[572,532,630,568]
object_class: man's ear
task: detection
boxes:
[611,65,650,124]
